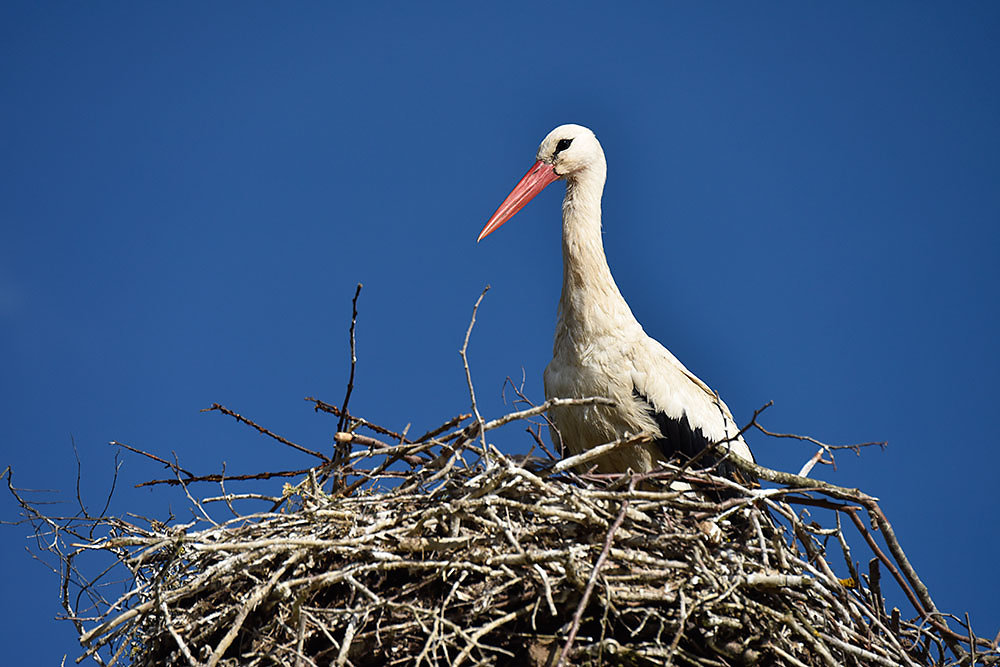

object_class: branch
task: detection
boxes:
[136,468,315,489]
[307,397,413,443]
[460,286,490,459]
[111,440,195,479]
[202,404,329,462]
[337,282,363,434]
[556,491,631,667]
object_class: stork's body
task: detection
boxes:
[479,124,754,480]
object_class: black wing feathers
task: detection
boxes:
[632,386,750,483]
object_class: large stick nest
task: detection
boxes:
[8,396,999,667]
[6,290,998,666]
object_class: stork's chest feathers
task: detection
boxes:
[545,332,641,408]
[544,343,654,459]
[545,356,614,401]
[543,359,626,447]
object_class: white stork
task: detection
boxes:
[478,124,756,484]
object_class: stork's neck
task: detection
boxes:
[557,167,638,344]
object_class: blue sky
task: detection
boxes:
[2,3,998,662]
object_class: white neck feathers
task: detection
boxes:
[556,164,638,349]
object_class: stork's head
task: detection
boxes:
[536,124,604,178]
[478,124,605,242]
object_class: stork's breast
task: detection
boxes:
[544,353,650,464]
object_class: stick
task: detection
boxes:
[460,286,490,459]
[555,495,631,667]
[337,283,363,434]
[202,404,329,462]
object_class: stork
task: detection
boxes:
[478,124,756,485]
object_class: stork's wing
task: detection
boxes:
[629,337,756,486]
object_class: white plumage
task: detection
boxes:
[479,124,755,480]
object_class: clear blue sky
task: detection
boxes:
[2,3,998,663]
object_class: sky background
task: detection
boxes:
[2,3,998,663]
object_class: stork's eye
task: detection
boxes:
[554,138,573,154]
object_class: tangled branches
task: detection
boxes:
[7,395,999,666]
[5,288,998,666]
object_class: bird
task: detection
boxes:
[478,124,756,486]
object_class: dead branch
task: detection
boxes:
[202,403,329,462]
[337,282,363,435]
[461,285,491,461]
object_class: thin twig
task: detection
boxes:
[202,404,329,462]
[556,487,632,667]
[308,397,413,443]
[414,413,473,443]
[136,467,314,489]
[110,441,194,478]
[460,286,490,461]
[337,282,363,434]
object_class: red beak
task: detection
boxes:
[477,161,560,242]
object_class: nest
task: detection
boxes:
[6,290,998,666]
[6,394,998,667]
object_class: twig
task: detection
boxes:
[205,553,302,666]
[110,441,194,478]
[468,396,615,441]
[867,504,978,655]
[797,448,828,477]
[414,413,473,443]
[308,397,413,443]
[173,454,218,528]
[158,589,203,667]
[556,489,632,667]
[136,467,314,488]
[337,282,363,434]
[753,420,886,472]
[525,425,560,461]
[549,433,650,475]
[202,404,329,462]
[460,286,490,461]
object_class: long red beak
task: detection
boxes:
[477,161,560,242]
